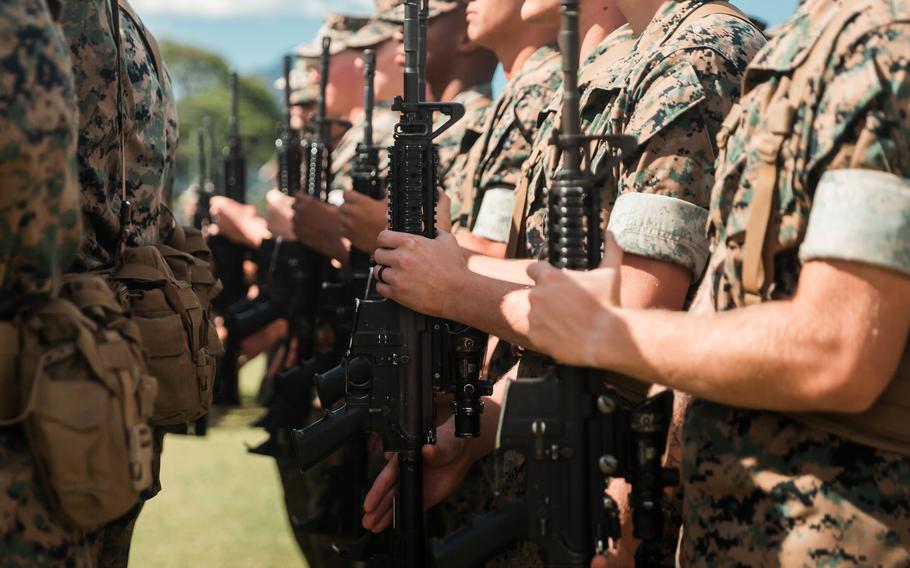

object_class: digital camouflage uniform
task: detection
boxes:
[435,83,493,223]
[464,43,562,243]
[330,102,399,199]
[0,0,84,565]
[681,0,910,564]
[61,0,176,271]
[60,1,177,565]
[504,5,765,565]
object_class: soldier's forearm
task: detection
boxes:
[597,261,908,413]
[446,270,537,350]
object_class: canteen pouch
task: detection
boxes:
[158,229,224,360]
[110,245,213,426]
[1,275,157,531]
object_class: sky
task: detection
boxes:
[135,0,800,77]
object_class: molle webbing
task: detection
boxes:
[739,2,871,302]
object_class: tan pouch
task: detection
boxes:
[162,226,225,360]
[2,277,157,531]
[109,246,213,425]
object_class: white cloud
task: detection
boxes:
[130,0,374,19]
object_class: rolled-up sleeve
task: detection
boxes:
[607,192,710,276]
[800,169,910,277]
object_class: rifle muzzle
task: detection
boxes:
[292,403,368,472]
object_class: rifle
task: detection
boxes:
[277,54,303,197]
[303,37,333,200]
[292,3,493,564]
[194,128,211,229]
[348,48,384,283]
[210,72,252,406]
[432,3,678,566]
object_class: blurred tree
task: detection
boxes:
[161,39,281,209]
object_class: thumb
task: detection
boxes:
[601,230,623,270]
[343,190,363,204]
[527,261,556,285]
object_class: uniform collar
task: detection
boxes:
[634,0,712,55]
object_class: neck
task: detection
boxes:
[622,0,662,35]
[492,25,554,79]
[502,44,541,79]
[580,2,628,58]
[432,77,469,103]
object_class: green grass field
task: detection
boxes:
[130,357,308,567]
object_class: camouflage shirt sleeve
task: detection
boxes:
[473,51,560,243]
[472,91,543,242]
[0,0,81,313]
[798,22,910,277]
[605,45,751,276]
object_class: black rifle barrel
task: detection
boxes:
[317,37,330,135]
[194,129,209,229]
[278,54,302,196]
[224,71,246,203]
[283,54,293,128]
[363,49,375,149]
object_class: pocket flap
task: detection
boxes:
[36,379,109,431]
[623,61,707,153]
[135,314,187,359]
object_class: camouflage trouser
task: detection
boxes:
[0,427,92,568]
[87,504,142,568]
[680,400,910,567]
[427,458,495,540]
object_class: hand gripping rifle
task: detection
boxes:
[291,3,494,564]
[231,48,336,397]
[266,47,387,431]
[433,3,678,566]
[248,45,351,452]
[348,48,384,287]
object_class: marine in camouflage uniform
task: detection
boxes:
[0,0,84,565]
[436,83,493,223]
[462,43,562,244]
[329,101,399,199]
[680,0,910,563]
[503,4,765,564]
[60,1,178,565]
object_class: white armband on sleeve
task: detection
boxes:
[607,192,710,277]
[800,169,910,277]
